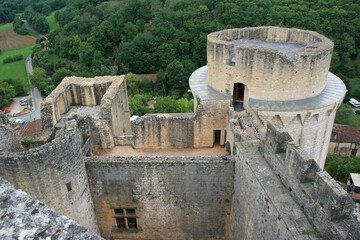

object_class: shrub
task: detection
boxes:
[3,53,23,64]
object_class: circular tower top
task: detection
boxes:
[207,27,334,102]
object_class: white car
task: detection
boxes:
[130,115,139,123]
[349,98,360,108]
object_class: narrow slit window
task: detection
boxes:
[66,182,72,192]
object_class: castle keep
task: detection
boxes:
[0,27,359,239]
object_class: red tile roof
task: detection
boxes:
[331,124,360,144]
[19,120,41,137]
[136,74,157,83]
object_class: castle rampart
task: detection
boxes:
[229,121,360,239]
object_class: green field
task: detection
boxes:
[0,46,33,91]
[46,11,60,31]
[0,23,13,31]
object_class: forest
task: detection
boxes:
[1,0,360,113]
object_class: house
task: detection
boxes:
[328,124,360,157]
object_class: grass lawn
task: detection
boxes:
[0,23,12,31]
[0,46,33,91]
[46,11,60,31]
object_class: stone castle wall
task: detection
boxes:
[229,121,360,239]
[85,156,234,239]
[133,99,230,149]
[0,122,99,233]
[207,27,333,103]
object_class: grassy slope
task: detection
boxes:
[0,46,33,91]
[46,11,60,31]
[0,23,13,31]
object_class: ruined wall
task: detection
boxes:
[133,99,230,149]
[0,122,99,233]
[86,156,234,240]
[0,176,103,239]
[207,27,333,103]
[41,76,126,130]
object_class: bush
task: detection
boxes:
[325,154,360,182]
[3,53,23,64]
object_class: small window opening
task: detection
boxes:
[114,208,138,230]
[66,182,72,192]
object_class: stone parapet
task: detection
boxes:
[0,176,103,239]
[262,122,360,239]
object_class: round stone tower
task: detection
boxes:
[191,27,346,169]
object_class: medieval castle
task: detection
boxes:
[1,27,359,239]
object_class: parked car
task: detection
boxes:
[349,98,360,107]
[20,101,28,106]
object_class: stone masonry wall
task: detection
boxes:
[0,124,23,152]
[85,156,234,240]
[0,122,99,233]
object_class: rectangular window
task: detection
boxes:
[114,208,137,230]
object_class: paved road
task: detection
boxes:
[23,20,47,39]
[25,55,42,121]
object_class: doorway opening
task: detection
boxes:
[233,83,245,103]
[214,130,221,147]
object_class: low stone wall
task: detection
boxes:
[133,99,230,149]
[0,121,99,233]
[85,156,234,240]
[0,176,103,239]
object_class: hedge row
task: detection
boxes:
[3,53,23,64]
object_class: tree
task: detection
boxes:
[1,78,25,96]
[30,68,50,94]
[52,68,74,86]
[128,96,145,116]
[0,82,16,108]
[125,73,141,97]
[153,96,177,113]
